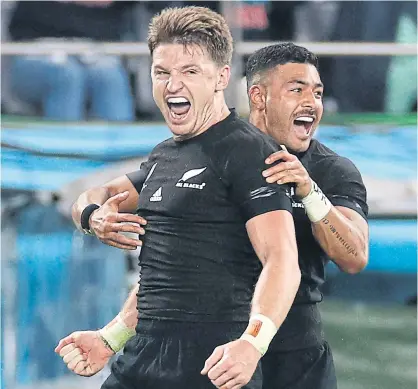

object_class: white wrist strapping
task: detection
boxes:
[301,179,332,223]
[240,314,278,356]
[99,315,136,353]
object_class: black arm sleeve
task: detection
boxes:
[324,157,368,220]
[126,160,152,194]
[222,137,293,222]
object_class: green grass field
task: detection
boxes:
[321,299,417,389]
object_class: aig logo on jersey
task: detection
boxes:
[176,167,207,190]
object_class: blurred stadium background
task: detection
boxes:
[0,1,417,389]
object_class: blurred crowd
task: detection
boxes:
[1,0,417,122]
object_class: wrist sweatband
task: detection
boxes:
[98,315,136,353]
[301,180,332,223]
[240,314,278,356]
[80,204,100,234]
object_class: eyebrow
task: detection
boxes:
[287,79,324,88]
[153,64,201,71]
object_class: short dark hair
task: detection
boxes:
[148,6,233,66]
[245,43,319,90]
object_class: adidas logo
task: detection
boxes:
[150,187,162,202]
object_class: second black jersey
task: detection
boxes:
[127,111,293,322]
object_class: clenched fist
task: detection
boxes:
[55,330,114,376]
[201,339,262,389]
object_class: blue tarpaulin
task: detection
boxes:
[1,123,416,191]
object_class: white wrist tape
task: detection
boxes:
[301,180,332,223]
[99,315,136,353]
[240,314,278,356]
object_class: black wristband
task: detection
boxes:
[80,204,100,234]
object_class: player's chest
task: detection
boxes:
[137,159,227,217]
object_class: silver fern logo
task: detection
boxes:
[176,167,207,190]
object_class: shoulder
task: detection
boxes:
[309,139,363,179]
[148,137,175,155]
[201,115,281,180]
[233,116,276,144]
[216,116,279,155]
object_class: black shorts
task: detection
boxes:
[101,320,263,389]
[261,341,336,389]
[261,304,337,389]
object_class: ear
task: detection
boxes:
[248,84,266,110]
[215,65,231,91]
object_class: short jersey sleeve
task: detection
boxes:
[126,159,155,194]
[222,137,293,221]
[322,157,368,220]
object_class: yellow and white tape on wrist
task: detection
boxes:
[240,314,278,356]
[98,315,136,353]
[301,179,332,223]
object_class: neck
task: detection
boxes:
[174,93,230,141]
[249,110,267,135]
[203,96,230,132]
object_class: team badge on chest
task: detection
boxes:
[176,167,207,190]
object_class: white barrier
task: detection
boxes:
[1,41,417,56]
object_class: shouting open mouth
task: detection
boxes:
[293,115,315,136]
[166,97,191,123]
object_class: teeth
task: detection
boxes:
[295,116,314,123]
[167,97,189,104]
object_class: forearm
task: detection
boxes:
[312,207,368,274]
[300,179,368,274]
[72,187,112,231]
[103,284,139,332]
[251,255,301,329]
[99,284,139,353]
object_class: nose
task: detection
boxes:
[301,91,315,108]
[166,72,183,94]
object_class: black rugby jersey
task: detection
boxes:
[290,138,368,304]
[127,111,293,322]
